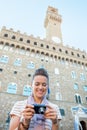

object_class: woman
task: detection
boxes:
[9,68,62,130]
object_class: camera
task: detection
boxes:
[33,104,46,114]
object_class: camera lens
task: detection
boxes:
[39,107,45,114]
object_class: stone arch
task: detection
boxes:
[54,55,57,59]
[10,44,15,47]
[16,45,20,49]
[26,48,30,51]
[0,41,4,45]
[80,120,86,130]
[45,53,49,56]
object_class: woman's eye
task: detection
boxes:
[35,83,39,86]
[34,82,47,87]
[42,83,47,87]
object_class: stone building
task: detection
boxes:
[0,6,87,130]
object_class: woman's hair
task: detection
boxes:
[32,68,49,83]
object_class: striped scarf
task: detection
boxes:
[27,95,52,130]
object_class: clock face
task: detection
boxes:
[52,36,61,43]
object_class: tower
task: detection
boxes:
[44,6,62,43]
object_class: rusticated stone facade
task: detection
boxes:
[0,6,87,130]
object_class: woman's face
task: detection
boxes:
[32,75,48,102]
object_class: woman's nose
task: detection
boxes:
[39,84,43,88]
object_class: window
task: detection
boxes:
[83,85,87,92]
[65,50,68,54]
[55,92,62,100]
[59,48,62,52]
[77,53,80,57]
[40,65,44,68]
[82,55,85,59]
[71,52,74,55]
[4,34,8,37]
[86,97,87,101]
[19,38,23,41]
[0,68,3,72]
[55,68,59,74]
[41,44,43,47]
[34,42,37,45]
[60,109,65,116]
[80,73,86,81]
[53,47,56,50]
[0,55,9,63]
[75,94,82,104]
[71,71,76,79]
[74,83,78,90]
[7,83,17,94]
[27,40,30,43]
[28,74,31,77]
[12,35,16,39]
[14,71,17,74]
[14,58,22,66]
[23,85,32,96]
[46,45,49,49]
[27,61,35,69]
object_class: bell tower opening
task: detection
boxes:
[44,6,62,43]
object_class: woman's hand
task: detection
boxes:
[22,104,35,120]
[44,105,57,123]
[17,104,35,130]
[44,105,59,130]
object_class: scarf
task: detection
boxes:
[27,94,52,130]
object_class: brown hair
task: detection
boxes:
[32,68,49,84]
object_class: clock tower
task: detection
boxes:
[44,6,62,43]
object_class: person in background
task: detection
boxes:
[9,68,62,130]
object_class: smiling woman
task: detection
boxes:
[9,68,62,130]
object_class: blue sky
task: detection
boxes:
[0,0,87,51]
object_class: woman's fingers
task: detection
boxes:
[22,104,35,119]
[44,105,57,120]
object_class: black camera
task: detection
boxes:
[33,104,46,114]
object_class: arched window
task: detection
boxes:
[0,55,9,63]
[75,94,82,104]
[7,82,17,94]
[23,85,32,96]
[71,71,76,79]
[74,83,79,90]
[80,73,86,81]
[55,68,59,75]
[27,61,35,69]
[55,92,62,100]
[14,58,22,66]
[83,85,87,91]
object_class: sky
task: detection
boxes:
[0,0,87,52]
